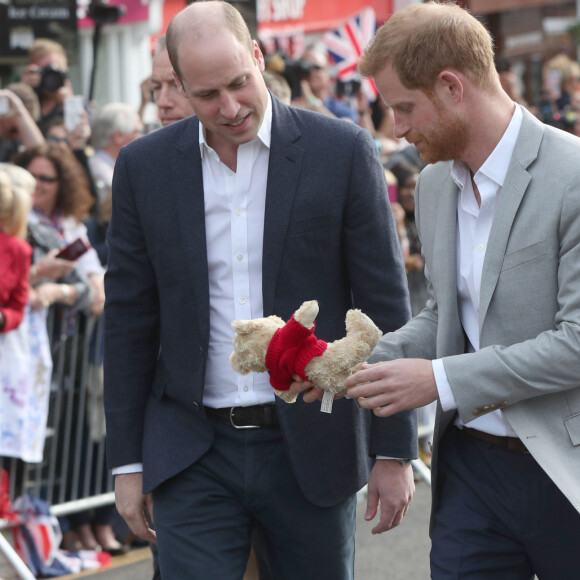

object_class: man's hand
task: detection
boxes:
[115,473,157,544]
[345,359,438,417]
[365,459,415,534]
[287,377,325,403]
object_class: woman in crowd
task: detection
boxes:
[13,142,104,315]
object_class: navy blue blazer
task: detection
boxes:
[104,95,416,506]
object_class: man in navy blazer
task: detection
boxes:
[103,2,416,578]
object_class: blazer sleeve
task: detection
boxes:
[342,129,418,459]
[103,147,161,468]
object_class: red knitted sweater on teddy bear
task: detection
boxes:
[264,316,328,391]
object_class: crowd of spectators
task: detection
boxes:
[2,28,580,564]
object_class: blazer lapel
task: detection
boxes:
[170,117,210,338]
[262,97,305,316]
[479,108,543,327]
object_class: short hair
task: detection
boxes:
[90,102,141,150]
[359,1,496,91]
[13,143,93,221]
[28,38,68,67]
[166,0,253,80]
[0,164,33,239]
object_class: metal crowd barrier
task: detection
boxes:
[0,309,113,578]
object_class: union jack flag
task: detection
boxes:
[322,7,379,101]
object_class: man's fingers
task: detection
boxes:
[302,387,324,403]
[364,488,379,523]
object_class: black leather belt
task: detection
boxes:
[457,426,529,454]
[205,405,279,429]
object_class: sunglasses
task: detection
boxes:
[47,135,69,144]
[31,173,59,184]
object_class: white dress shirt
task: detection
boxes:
[201,94,275,408]
[432,103,522,436]
[113,96,275,475]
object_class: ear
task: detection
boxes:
[253,40,265,73]
[436,70,463,104]
[231,319,258,334]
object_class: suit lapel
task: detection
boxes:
[261,97,305,316]
[479,108,543,327]
[170,117,210,338]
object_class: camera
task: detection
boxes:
[38,64,68,93]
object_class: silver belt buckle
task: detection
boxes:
[229,407,260,430]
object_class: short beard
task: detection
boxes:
[416,96,470,164]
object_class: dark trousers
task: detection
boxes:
[431,426,580,579]
[153,415,356,580]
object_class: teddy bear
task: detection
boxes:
[230,300,383,404]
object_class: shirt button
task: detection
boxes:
[239,297,246,304]
[236,209,242,216]
[236,253,243,261]
[477,244,484,251]
[243,385,249,392]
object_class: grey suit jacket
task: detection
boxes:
[104,95,416,504]
[371,106,580,515]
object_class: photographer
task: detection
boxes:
[20,38,73,134]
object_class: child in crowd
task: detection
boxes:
[0,166,32,332]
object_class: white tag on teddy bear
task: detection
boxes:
[321,391,334,414]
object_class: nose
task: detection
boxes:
[220,91,240,119]
[157,84,173,108]
[393,115,410,140]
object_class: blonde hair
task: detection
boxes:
[359,1,496,91]
[0,164,34,239]
[28,38,68,67]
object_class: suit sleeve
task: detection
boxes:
[104,148,161,469]
[343,129,418,459]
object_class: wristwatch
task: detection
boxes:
[393,458,412,467]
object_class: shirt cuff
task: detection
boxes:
[432,359,457,412]
[112,463,143,475]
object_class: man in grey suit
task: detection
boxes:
[346,3,580,579]
[103,2,416,578]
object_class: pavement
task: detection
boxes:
[51,479,432,580]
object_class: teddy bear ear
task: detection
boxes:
[231,319,257,334]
